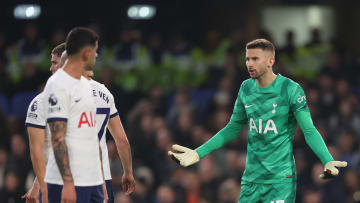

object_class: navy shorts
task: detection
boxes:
[47,183,104,203]
[105,180,114,203]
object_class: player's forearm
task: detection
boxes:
[99,142,108,200]
[196,119,244,159]
[295,110,334,165]
[109,116,133,174]
[32,176,40,189]
[29,144,47,185]
[99,145,106,181]
[102,182,109,201]
[115,139,133,174]
[49,121,74,183]
[28,127,47,186]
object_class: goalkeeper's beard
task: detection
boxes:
[249,68,267,79]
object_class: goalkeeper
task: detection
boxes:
[168,39,347,203]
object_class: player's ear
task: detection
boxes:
[267,52,275,67]
[81,47,91,61]
[269,57,275,67]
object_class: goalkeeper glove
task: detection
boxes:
[319,161,348,179]
[168,144,200,167]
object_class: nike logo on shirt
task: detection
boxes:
[245,104,254,108]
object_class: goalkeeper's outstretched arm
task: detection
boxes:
[168,118,245,167]
[168,96,247,167]
[295,110,347,179]
[169,87,247,167]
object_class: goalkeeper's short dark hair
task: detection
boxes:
[246,39,275,54]
[51,43,66,57]
[65,27,99,56]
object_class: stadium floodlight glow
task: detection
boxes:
[128,7,139,18]
[127,5,156,19]
[139,7,150,17]
[14,4,41,19]
[308,6,322,27]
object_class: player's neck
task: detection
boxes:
[256,72,277,88]
[62,59,85,80]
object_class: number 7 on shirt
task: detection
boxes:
[96,108,110,140]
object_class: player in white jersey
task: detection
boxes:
[43,27,103,203]
[88,72,135,202]
[23,43,66,203]
[62,51,135,203]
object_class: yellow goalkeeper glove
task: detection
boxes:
[319,161,348,179]
[168,144,200,167]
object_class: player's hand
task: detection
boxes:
[168,144,200,167]
[61,182,76,203]
[319,161,348,179]
[121,173,135,195]
[21,192,30,201]
[104,196,109,203]
[21,190,30,201]
[22,181,40,203]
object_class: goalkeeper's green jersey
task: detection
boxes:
[196,74,333,184]
[237,74,304,183]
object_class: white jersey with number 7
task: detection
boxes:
[89,79,118,180]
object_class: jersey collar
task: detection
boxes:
[255,74,282,93]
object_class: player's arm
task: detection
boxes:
[195,103,247,158]
[99,145,109,202]
[169,87,247,167]
[45,85,76,202]
[26,126,48,203]
[48,120,73,183]
[48,119,76,202]
[295,111,333,164]
[27,127,47,187]
[107,114,135,195]
[295,111,347,178]
[23,97,49,203]
[291,84,347,178]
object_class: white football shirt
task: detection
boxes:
[25,93,51,160]
[90,79,118,180]
[43,69,102,186]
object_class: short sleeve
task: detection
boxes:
[25,95,46,129]
[109,93,118,119]
[44,86,70,122]
[290,84,309,113]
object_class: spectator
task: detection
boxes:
[156,184,176,203]
[217,178,241,203]
[0,171,23,203]
[0,148,8,189]
[6,134,31,193]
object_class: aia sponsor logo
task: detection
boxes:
[78,112,96,128]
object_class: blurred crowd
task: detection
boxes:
[0,23,359,203]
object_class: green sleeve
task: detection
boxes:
[196,88,247,158]
[295,110,334,165]
[289,83,333,165]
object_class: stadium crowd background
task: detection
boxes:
[0,0,360,203]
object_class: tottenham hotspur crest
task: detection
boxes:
[272,103,277,114]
